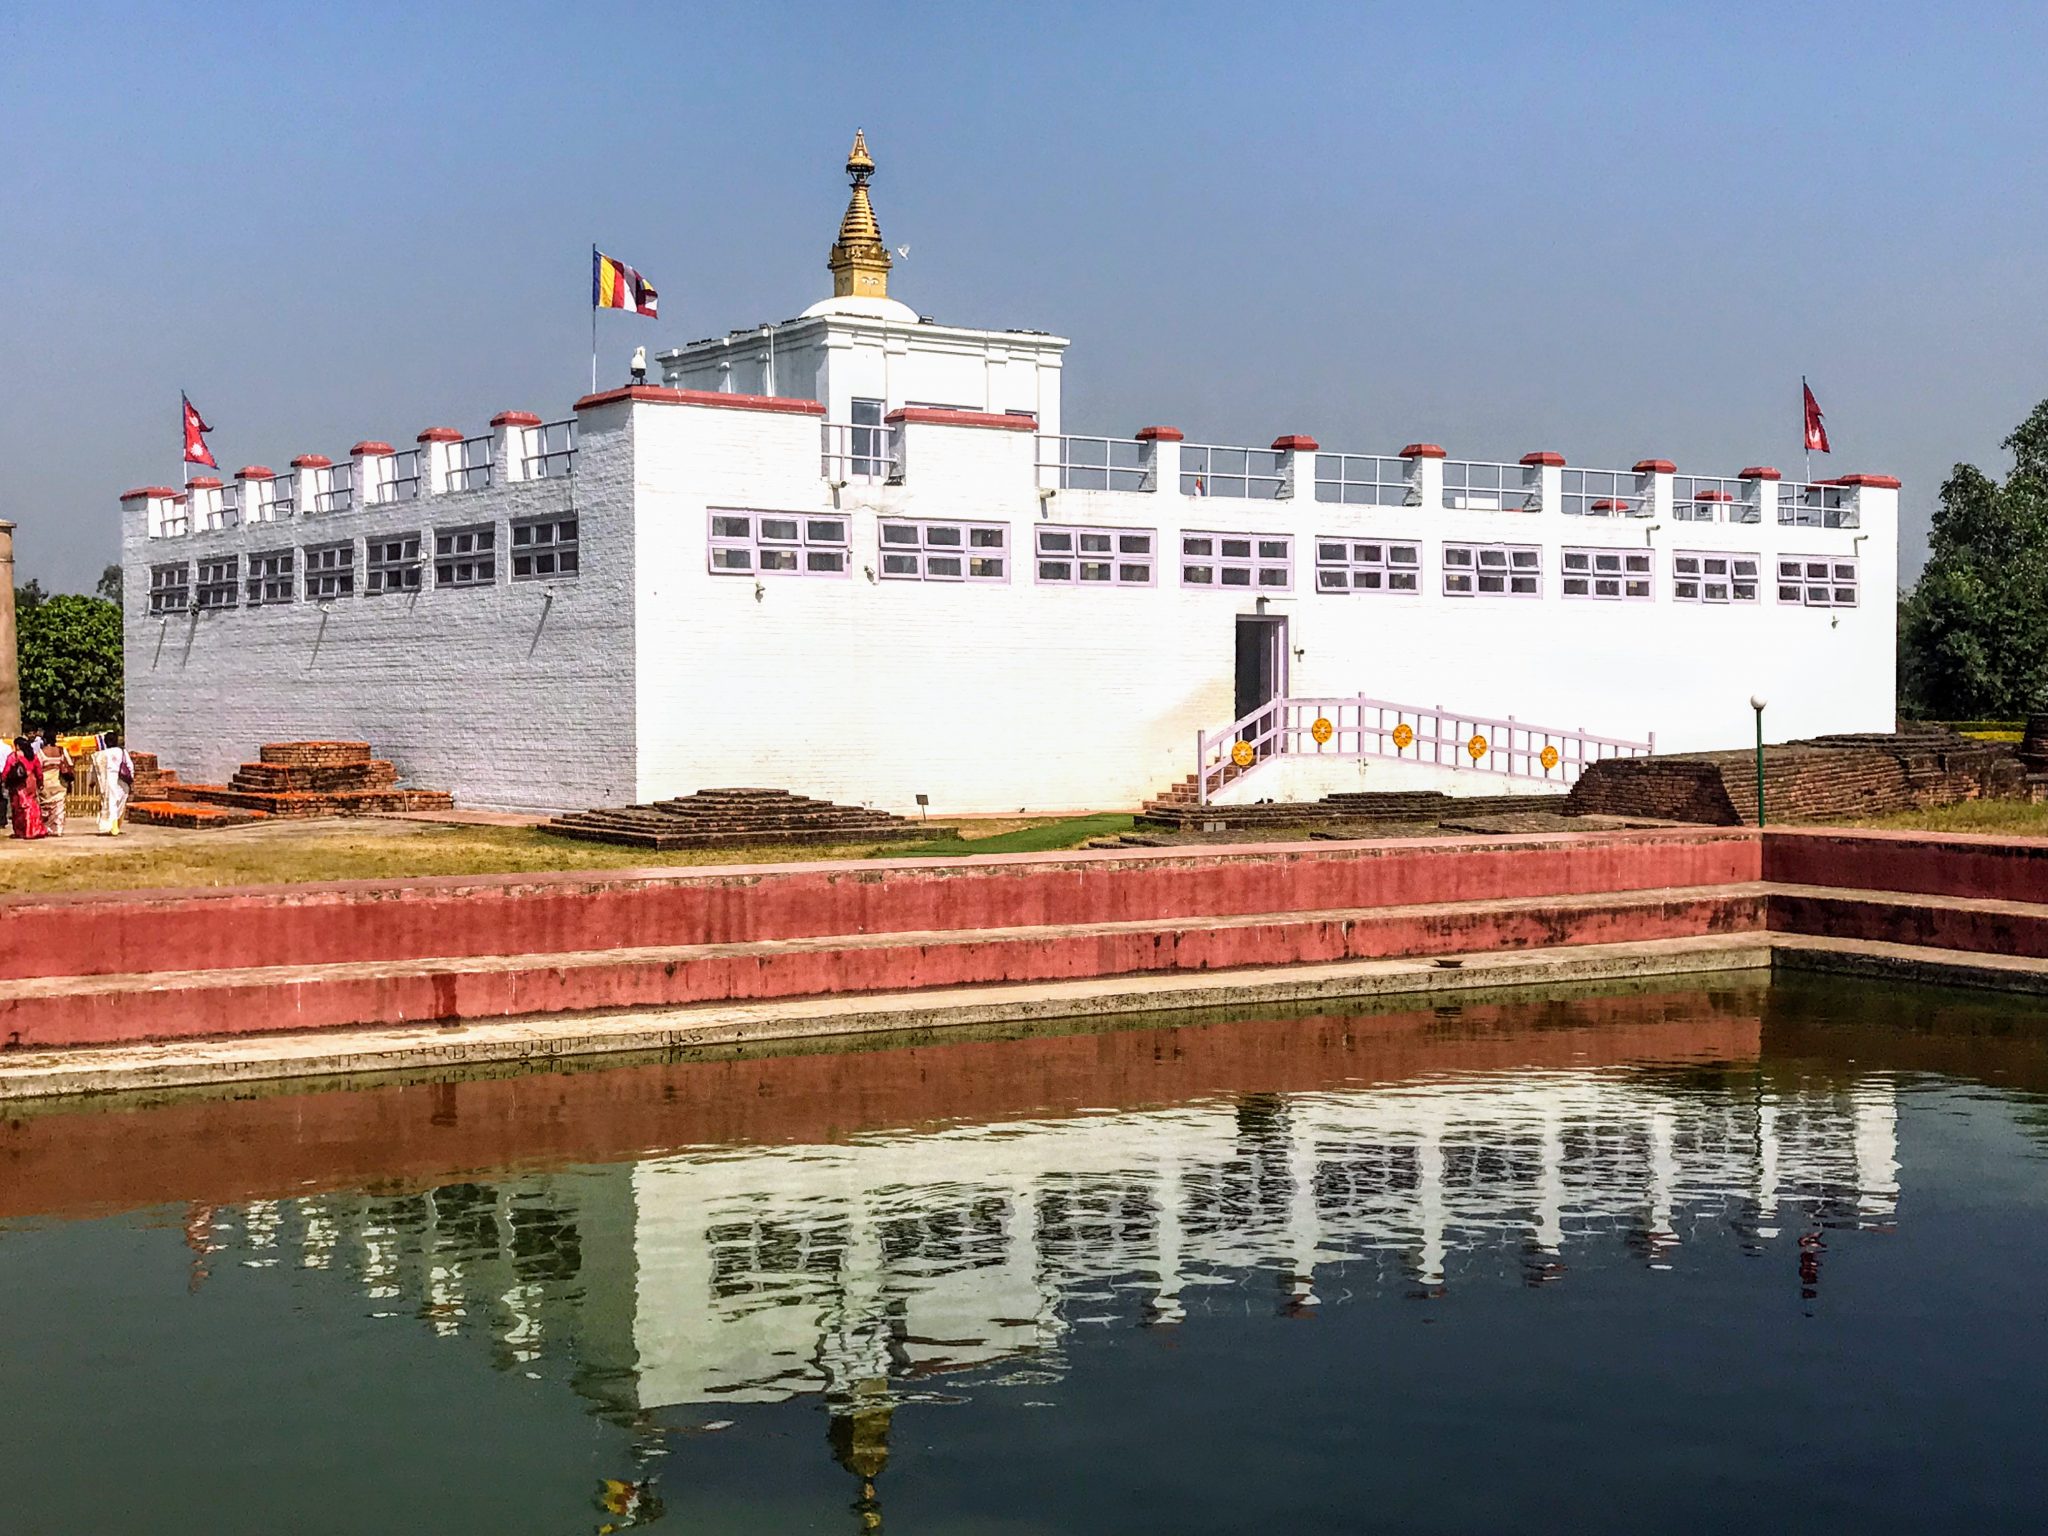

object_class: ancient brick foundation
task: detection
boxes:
[1566,729,2025,826]
[146,742,454,821]
[545,787,935,850]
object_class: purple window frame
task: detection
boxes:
[1561,546,1653,601]
[878,518,1010,582]
[1443,541,1540,598]
[708,509,851,578]
[1314,536,1421,595]
[1180,530,1292,592]
[1777,554,1858,608]
[1673,550,1760,604]
[1034,523,1156,587]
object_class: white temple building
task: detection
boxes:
[121,132,1899,814]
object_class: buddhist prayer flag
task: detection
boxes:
[1803,379,1830,454]
[593,247,659,318]
[182,393,216,468]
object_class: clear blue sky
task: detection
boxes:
[4,0,2045,592]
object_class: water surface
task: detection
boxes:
[5,976,2048,1533]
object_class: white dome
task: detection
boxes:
[800,294,922,323]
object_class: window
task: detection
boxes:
[878,518,1008,581]
[1673,551,1759,604]
[850,397,885,478]
[366,535,421,595]
[435,524,496,588]
[148,562,189,615]
[512,516,579,580]
[1778,555,1858,608]
[1315,538,1421,594]
[305,542,354,599]
[1035,524,1155,585]
[246,549,294,606]
[1443,542,1540,597]
[195,556,238,610]
[1561,547,1653,600]
[1181,531,1291,590]
[707,510,850,576]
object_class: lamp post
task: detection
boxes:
[1749,695,1768,827]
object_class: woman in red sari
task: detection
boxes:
[5,736,47,839]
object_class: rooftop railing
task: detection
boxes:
[1671,475,1757,524]
[311,461,354,514]
[369,448,422,505]
[1443,460,1540,513]
[1561,467,1648,518]
[821,420,901,483]
[1036,433,1152,492]
[1778,480,1860,528]
[522,419,577,481]
[246,477,292,522]
[448,434,494,493]
[1312,453,1414,507]
[1183,443,1286,499]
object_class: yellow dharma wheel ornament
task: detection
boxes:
[1391,723,1415,751]
[1467,733,1490,761]
[1310,717,1334,746]
[1540,744,1561,772]
[1231,740,1256,768]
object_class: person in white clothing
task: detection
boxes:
[93,730,134,836]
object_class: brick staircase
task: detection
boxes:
[543,787,939,851]
[174,742,454,819]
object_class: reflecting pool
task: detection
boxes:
[6,975,2048,1533]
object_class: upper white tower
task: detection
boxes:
[658,131,1068,430]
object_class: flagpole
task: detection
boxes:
[590,244,599,394]
[180,390,190,492]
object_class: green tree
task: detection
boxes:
[97,564,122,605]
[17,593,122,733]
[14,577,47,614]
[1900,402,2048,718]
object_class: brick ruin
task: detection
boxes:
[1565,727,2040,826]
[543,787,938,851]
[128,741,453,826]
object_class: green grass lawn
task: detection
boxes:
[1849,800,2048,836]
[0,813,1138,895]
[876,813,1135,856]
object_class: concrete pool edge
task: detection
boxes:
[0,932,1775,1103]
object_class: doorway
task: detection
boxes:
[1234,614,1289,756]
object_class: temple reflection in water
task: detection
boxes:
[188,1062,1899,1431]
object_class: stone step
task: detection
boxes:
[0,883,1771,1047]
[0,829,1764,983]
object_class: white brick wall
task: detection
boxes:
[124,425,637,811]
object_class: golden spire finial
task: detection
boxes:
[828,129,891,299]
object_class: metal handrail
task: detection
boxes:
[448,434,494,492]
[1777,481,1860,528]
[311,462,354,514]
[1195,694,1653,804]
[820,420,900,482]
[522,419,577,480]
[1561,467,1649,518]
[1312,453,1416,507]
[1442,460,1540,512]
[1181,443,1286,500]
[1036,433,1152,492]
